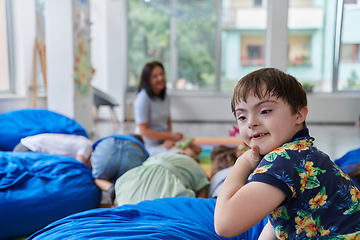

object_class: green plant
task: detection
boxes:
[301,81,315,93]
[346,70,360,90]
[302,81,315,88]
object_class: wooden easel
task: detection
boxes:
[31,12,47,107]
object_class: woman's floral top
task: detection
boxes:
[250,128,360,239]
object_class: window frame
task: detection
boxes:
[125,0,357,94]
[0,0,14,93]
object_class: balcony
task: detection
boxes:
[222,7,324,30]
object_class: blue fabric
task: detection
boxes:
[28,197,266,240]
[0,109,88,151]
[335,148,360,189]
[91,137,148,180]
[0,151,101,239]
[92,134,149,158]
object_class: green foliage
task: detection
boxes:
[346,70,360,90]
[128,0,216,89]
[302,81,315,88]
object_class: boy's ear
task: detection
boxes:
[296,106,308,124]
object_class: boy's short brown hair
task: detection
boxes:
[231,68,307,116]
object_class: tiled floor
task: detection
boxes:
[91,120,360,161]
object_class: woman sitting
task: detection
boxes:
[133,61,202,156]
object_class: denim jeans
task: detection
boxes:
[91,137,147,181]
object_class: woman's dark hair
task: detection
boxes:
[137,61,166,100]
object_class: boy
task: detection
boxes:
[214,68,360,239]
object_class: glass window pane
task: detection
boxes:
[35,0,46,94]
[0,0,10,92]
[128,0,217,92]
[128,0,171,90]
[286,0,334,93]
[337,3,360,91]
[175,0,217,91]
[221,0,267,92]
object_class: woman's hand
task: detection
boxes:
[170,132,183,141]
[163,139,176,149]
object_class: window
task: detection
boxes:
[127,0,359,94]
[253,0,262,7]
[337,2,360,91]
[288,35,311,67]
[286,0,334,92]
[127,0,170,90]
[221,0,267,92]
[344,0,357,4]
[340,44,360,62]
[34,0,46,94]
[127,0,217,91]
[240,35,264,66]
[0,0,12,93]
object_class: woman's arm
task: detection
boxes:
[214,146,286,238]
[137,123,182,141]
[167,117,173,133]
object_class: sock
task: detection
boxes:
[107,185,115,204]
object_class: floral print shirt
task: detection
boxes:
[250,128,360,239]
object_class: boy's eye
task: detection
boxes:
[237,116,246,121]
[261,110,271,115]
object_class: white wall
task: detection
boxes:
[125,92,360,124]
[45,0,74,118]
[90,0,127,122]
[45,0,93,134]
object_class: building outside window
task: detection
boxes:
[221,0,268,92]
[240,35,264,66]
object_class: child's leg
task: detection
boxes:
[94,178,113,192]
[76,155,92,169]
[95,178,115,204]
[13,143,32,152]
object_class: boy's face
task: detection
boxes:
[234,93,306,155]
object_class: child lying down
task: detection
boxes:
[114,149,210,206]
[14,133,149,205]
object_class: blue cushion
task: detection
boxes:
[0,151,101,239]
[334,148,360,188]
[28,197,266,240]
[0,109,88,151]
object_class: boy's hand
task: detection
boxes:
[242,145,261,171]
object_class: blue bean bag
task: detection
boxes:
[0,151,101,239]
[334,148,360,189]
[0,109,88,151]
[28,197,266,240]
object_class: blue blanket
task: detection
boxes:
[0,151,101,239]
[0,109,88,151]
[29,197,266,240]
[334,148,360,189]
